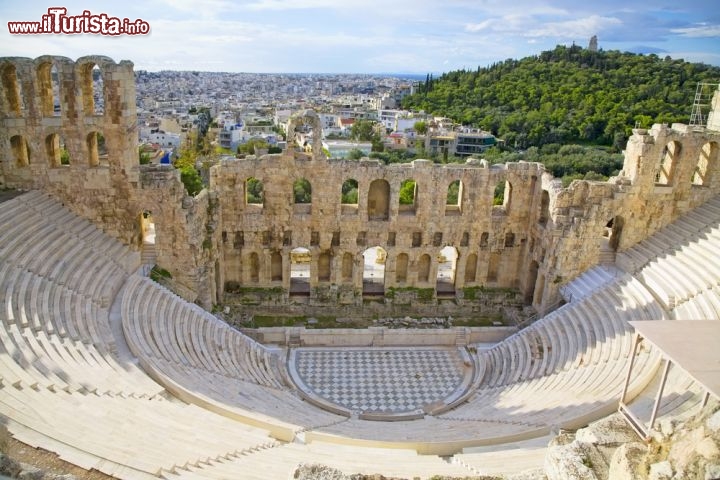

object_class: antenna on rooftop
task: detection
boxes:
[689,82,720,129]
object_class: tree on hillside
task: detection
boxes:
[402,46,720,148]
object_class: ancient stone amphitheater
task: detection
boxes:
[0,56,719,479]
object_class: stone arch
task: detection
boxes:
[399,178,417,215]
[693,141,718,186]
[318,251,331,282]
[10,135,30,167]
[271,251,283,282]
[604,215,624,252]
[418,254,431,283]
[436,246,458,293]
[539,190,550,225]
[341,252,354,282]
[655,140,680,185]
[368,179,390,221]
[290,247,310,295]
[445,180,462,215]
[246,177,264,205]
[36,60,61,117]
[248,252,260,283]
[362,246,386,295]
[1,62,23,115]
[525,260,539,304]
[396,253,409,282]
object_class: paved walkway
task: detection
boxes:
[291,347,468,415]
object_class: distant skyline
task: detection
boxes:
[1,0,719,73]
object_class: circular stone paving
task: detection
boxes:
[289,347,472,417]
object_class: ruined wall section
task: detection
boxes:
[617,124,720,247]
[210,153,547,305]
[539,123,720,306]
[0,55,140,245]
[138,165,217,305]
[0,55,216,306]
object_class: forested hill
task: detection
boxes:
[401,44,720,149]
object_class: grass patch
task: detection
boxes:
[150,265,172,282]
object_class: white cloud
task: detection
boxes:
[671,24,720,38]
[526,15,623,38]
[465,20,494,33]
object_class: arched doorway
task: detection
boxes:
[362,246,386,295]
[139,210,156,266]
[290,247,311,295]
[436,246,458,294]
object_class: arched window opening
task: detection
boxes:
[246,177,264,206]
[445,180,462,215]
[46,133,71,167]
[655,141,680,185]
[341,179,359,204]
[693,142,718,186]
[290,247,310,295]
[86,131,103,167]
[418,254,431,283]
[396,253,408,283]
[362,246,386,295]
[493,180,512,211]
[341,253,353,282]
[38,62,61,116]
[318,252,331,282]
[293,178,312,203]
[368,179,390,220]
[341,178,359,214]
[271,252,283,282]
[436,246,458,294]
[464,253,478,283]
[293,177,312,214]
[399,179,417,215]
[10,135,29,167]
[539,190,550,225]
[1,64,23,115]
[80,63,104,115]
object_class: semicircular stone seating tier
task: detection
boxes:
[0,190,717,479]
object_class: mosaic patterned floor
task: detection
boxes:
[290,347,468,415]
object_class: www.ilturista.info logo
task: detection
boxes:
[8,7,150,35]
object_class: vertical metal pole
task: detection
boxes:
[648,359,671,432]
[620,333,641,404]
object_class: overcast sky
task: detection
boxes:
[2,0,719,73]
